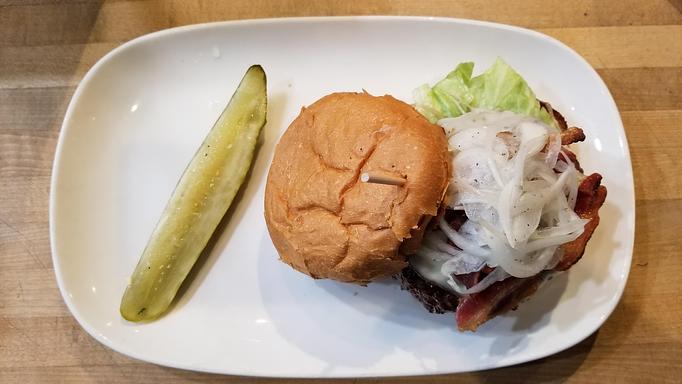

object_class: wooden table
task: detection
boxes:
[1,1,680,382]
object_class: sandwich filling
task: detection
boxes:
[410,109,586,295]
[402,58,606,331]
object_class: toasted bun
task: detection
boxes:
[264,92,450,283]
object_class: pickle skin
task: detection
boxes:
[120,65,267,322]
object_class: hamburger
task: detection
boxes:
[264,59,606,331]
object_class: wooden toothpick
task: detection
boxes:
[360,172,406,186]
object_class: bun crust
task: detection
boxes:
[264,92,450,283]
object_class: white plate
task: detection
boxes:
[50,16,634,377]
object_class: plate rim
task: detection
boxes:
[49,15,635,377]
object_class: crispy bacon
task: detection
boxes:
[540,100,586,146]
[561,127,586,145]
[455,273,545,331]
[555,173,607,270]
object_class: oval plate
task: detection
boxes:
[50,16,634,377]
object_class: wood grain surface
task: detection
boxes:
[1,1,681,383]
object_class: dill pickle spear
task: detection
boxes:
[120,65,267,322]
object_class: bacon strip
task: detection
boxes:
[455,274,545,331]
[555,173,607,270]
[540,100,586,145]
[561,127,586,145]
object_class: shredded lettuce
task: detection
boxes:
[414,58,555,127]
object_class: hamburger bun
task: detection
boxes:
[264,92,450,283]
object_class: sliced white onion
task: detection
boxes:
[477,219,547,278]
[496,180,519,246]
[414,245,453,263]
[532,219,589,239]
[448,267,510,295]
[520,230,584,254]
[557,151,580,207]
[545,133,562,167]
[439,216,491,258]
[423,230,461,256]
[546,248,564,270]
[441,253,486,276]
[510,205,543,245]
[412,109,587,283]
[487,155,506,187]
[462,202,496,224]
[511,166,574,217]
[459,219,488,247]
[410,247,486,293]
[554,160,569,172]
[409,252,453,292]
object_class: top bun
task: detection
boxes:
[264,92,450,283]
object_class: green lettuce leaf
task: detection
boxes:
[414,58,555,127]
